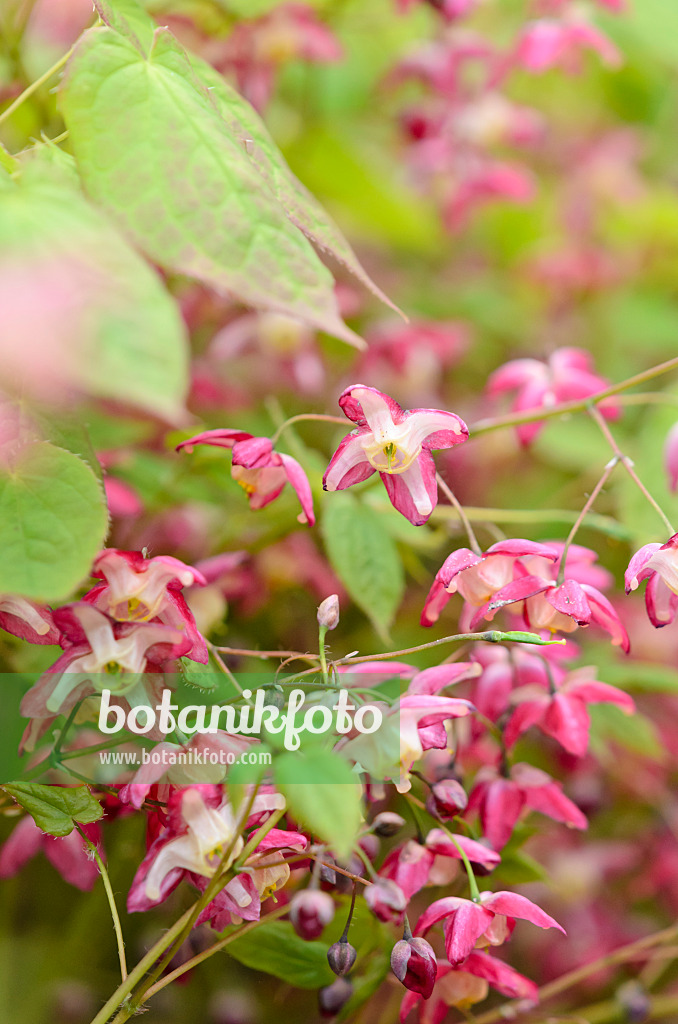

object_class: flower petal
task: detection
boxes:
[323,431,375,491]
[380,451,438,526]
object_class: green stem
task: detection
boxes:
[77,826,127,982]
[318,624,330,684]
[588,405,676,535]
[270,413,347,445]
[556,457,619,585]
[435,473,481,554]
[0,45,73,126]
[142,903,290,1002]
[430,505,631,540]
[471,355,678,437]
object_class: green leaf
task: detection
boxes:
[187,54,399,317]
[93,0,155,53]
[602,661,678,694]
[322,491,405,640]
[60,27,363,347]
[2,783,103,837]
[273,748,362,859]
[0,152,189,420]
[589,703,665,761]
[226,920,333,988]
[0,442,108,601]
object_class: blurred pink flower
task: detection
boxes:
[625,534,678,627]
[0,816,102,891]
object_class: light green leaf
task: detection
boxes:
[322,491,405,640]
[60,27,363,347]
[589,703,665,762]
[94,0,155,52]
[273,748,362,859]
[188,54,399,317]
[0,442,108,601]
[0,154,189,420]
[226,920,333,988]
[2,783,103,837]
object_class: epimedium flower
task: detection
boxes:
[391,927,438,1000]
[399,951,538,1023]
[177,429,315,526]
[380,830,500,901]
[625,534,678,627]
[503,666,635,757]
[0,816,103,891]
[467,763,588,852]
[486,347,619,446]
[84,548,208,664]
[421,539,559,627]
[127,785,301,914]
[323,385,468,526]
[20,603,188,722]
[414,890,564,966]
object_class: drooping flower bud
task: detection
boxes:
[289,889,335,940]
[327,938,357,976]
[317,594,340,630]
[371,812,406,837]
[318,977,353,1017]
[390,932,437,1000]
[426,778,468,820]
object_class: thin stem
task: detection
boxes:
[435,473,481,554]
[214,645,319,664]
[88,906,196,1024]
[471,355,678,437]
[431,504,630,540]
[556,458,619,585]
[0,45,73,126]
[270,413,347,445]
[77,826,127,982]
[318,624,330,685]
[142,904,290,1002]
[470,921,678,1024]
[333,631,550,666]
[588,405,675,535]
[405,794,480,900]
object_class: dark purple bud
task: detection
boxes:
[289,890,335,940]
[426,779,468,820]
[364,878,407,922]
[390,935,437,1000]
[372,812,406,837]
[616,981,650,1023]
[327,939,357,976]
[318,977,353,1017]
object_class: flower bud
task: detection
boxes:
[390,935,437,1000]
[317,594,340,630]
[318,977,353,1017]
[371,812,406,837]
[289,889,335,940]
[426,779,468,820]
[327,939,357,976]
[616,980,650,1023]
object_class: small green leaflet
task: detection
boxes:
[2,783,103,837]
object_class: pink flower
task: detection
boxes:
[323,385,468,526]
[503,666,635,757]
[357,320,469,403]
[510,17,621,75]
[421,538,559,627]
[625,534,678,627]
[127,786,302,914]
[414,891,564,966]
[400,952,538,1021]
[665,425,678,492]
[444,161,536,232]
[0,596,59,645]
[20,603,188,720]
[214,3,342,111]
[177,429,315,526]
[396,0,479,21]
[0,816,102,891]
[486,347,619,446]
[84,548,208,663]
[380,831,500,901]
[468,763,587,851]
